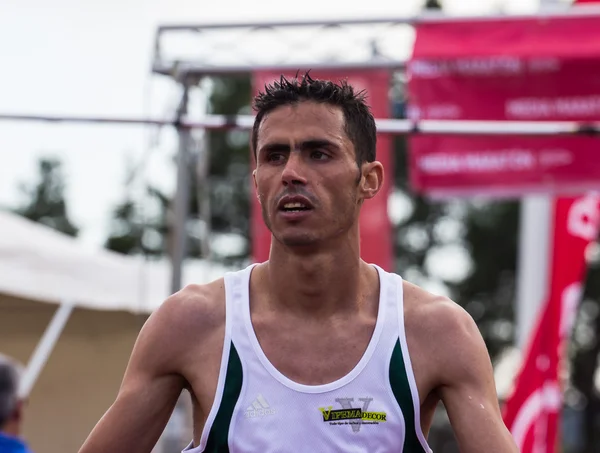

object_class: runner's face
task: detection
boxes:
[253,101,363,248]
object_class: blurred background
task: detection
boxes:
[1,0,600,452]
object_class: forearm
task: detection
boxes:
[79,388,178,453]
[449,408,518,453]
[441,381,518,453]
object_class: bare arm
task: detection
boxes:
[78,291,198,453]
[434,300,518,453]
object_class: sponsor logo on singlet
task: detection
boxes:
[244,394,277,418]
[318,397,387,432]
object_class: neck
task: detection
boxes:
[262,235,369,317]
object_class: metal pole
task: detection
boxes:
[514,0,560,349]
[152,60,407,77]
[515,196,553,348]
[153,6,599,32]
[19,302,74,398]
[161,84,194,453]
[196,133,212,259]
[170,86,192,295]
[1,113,600,135]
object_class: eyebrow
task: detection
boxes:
[260,139,338,155]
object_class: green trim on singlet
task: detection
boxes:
[204,342,243,453]
[389,339,427,453]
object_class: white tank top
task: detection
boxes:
[183,264,432,453]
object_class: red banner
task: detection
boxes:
[251,70,393,270]
[407,14,600,196]
[502,193,600,452]
[409,135,600,198]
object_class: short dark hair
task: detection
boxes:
[0,354,22,428]
[251,72,377,165]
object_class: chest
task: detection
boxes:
[251,313,378,386]
[227,319,410,453]
[231,381,407,453]
[211,313,427,453]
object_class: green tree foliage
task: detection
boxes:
[105,77,252,265]
[391,81,519,359]
[570,260,600,453]
[452,202,520,358]
[103,153,169,257]
[104,185,169,257]
[13,156,79,237]
[424,0,443,10]
[188,76,252,264]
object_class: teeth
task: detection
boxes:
[283,202,306,209]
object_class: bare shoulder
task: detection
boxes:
[402,281,516,452]
[158,279,226,327]
[134,278,227,370]
[402,280,489,386]
[403,280,479,344]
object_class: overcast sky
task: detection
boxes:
[0,0,543,250]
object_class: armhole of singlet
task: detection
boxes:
[182,273,236,453]
[393,276,433,453]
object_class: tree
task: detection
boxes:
[391,76,520,359]
[103,190,170,257]
[104,161,169,258]
[13,156,79,237]
[191,76,252,264]
[570,258,600,453]
[105,77,252,266]
[424,0,443,10]
[451,202,520,358]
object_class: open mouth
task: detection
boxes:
[280,202,312,213]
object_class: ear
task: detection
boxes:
[359,161,384,200]
[252,169,261,204]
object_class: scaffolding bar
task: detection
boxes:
[152,60,407,77]
[151,6,600,78]
[0,114,171,127]
[1,113,600,136]
[19,302,74,398]
[155,5,600,33]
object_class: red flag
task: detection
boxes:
[251,70,393,270]
[502,3,600,451]
[502,193,600,452]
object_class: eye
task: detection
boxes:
[266,152,286,163]
[311,150,330,161]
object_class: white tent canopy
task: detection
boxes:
[0,209,232,314]
[0,209,235,403]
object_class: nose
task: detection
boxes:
[281,152,307,186]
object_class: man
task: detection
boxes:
[79,73,517,453]
[0,354,32,453]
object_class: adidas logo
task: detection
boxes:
[244,394,276,418]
